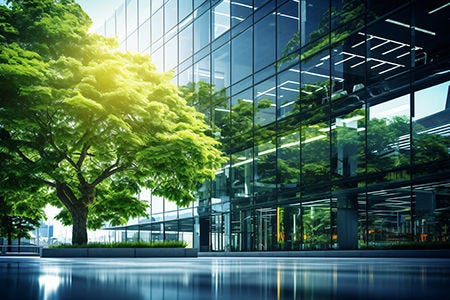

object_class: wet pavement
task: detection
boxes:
[1,256,449,300]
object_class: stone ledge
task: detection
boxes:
[40,248,198,258]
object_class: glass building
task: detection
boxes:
[97,0,450,251]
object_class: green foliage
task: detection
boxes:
[361,241,450,250]
[49,240,188,248]
[302,206,330,248]
[0,0,223,244]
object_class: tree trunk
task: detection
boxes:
[55,182,90,245]
[71,205,88,245]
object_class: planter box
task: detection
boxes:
[40,248,198,258]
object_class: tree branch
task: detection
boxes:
[55,182,78,211]
[42,179,56,187]
[91,160,126,186]
[76,143,90,169]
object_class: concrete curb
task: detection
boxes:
[40,248,198,258]
[199,250,450,258]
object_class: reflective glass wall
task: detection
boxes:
[98,0,450,251]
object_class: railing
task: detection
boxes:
[0,245,41,255]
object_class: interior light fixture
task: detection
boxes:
[302,135,327,144]
[214,108,231,112]
[334,53,356,65]
[428,2,450,14]
[378,65,401,74]
[280,87,299,92]
[277,12,299,21]
[256,86,277,97]
[386,19,436,36]
[382,44,406,55]
[279,101,296,108]
[280,141,300,149]
[370,40,390,50]
[258,148,276,156]
[350,60,365,68]
[231,2,254,10]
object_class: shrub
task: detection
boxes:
[49,240,187,249]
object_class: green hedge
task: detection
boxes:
[360,241,450,250]
[49,241,187,249]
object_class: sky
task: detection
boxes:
[76,0,124,31]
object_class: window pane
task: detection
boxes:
[193,55,210,85]
[178,66,193,87]
[302,199,331,249]
[213,0,231,40]
[413,0,450,74]
[300,48,330,114]
[303,0,330,46]
[366,8,411,88]
[138,19,151,52]
[231,0,253,27]
[367,94,410,185]
[330,0,364,30]
[152,47,163,72]
[277,130,300,203]
[126,0,138,34]
[277,0,299,60]
[254,13,276,71]
[413,80,450,170]
[151,8,163,43]
[152,0,163,14]
[212,88,230,152]
[277,67,300,120]
[367,187,411,246]
[254,76,276,126]
[116,4,126,42]
[231,147,254,201]
[231,88,253,141]
[178,23,193,63]
[179,0,193,21]
[212,42,230,89]
[254,134,277,204]
[105,16,115,37]
[139,0,151,24]
[126,30,138,52]
[164,36,178,71]
[194,11,211,53]
[232,27,252,84]
[301,119,330,196]
[164,0,178,33]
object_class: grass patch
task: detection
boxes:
[49,240,187,249]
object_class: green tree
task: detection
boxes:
[0,151,46,249]
[0,0,222,245]
[0,195,43,249]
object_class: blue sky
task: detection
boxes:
[76,0,124,31]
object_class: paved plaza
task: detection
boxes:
[1,256,449,299]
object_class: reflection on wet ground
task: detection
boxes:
[1,256,449,299]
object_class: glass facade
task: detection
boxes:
[97,0,450,251]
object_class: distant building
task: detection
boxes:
[98,0,450,251]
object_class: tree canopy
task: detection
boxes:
[0,0,223,244]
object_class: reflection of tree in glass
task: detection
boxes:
[413,125,450,165]
[302,124,330,185]
[278,1,365,66]
[302,206,330,249]
[366,116,410,174]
